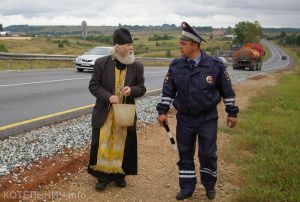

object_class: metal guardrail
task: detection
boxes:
[136,57,173,62]
[0,52,173,63]
[0,52,77,61]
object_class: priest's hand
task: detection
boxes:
[109,95,119,104]
[123,86,131,96]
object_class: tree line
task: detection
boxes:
[148,34,174,41]
[277,32,300,46]
[86,35,113,44]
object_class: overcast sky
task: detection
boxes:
[1,0,300,28]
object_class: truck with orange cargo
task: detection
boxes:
[233,43,264,71]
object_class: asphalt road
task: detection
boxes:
[0,40,292,128]
[262,39,291,70]
[0,68,167,127]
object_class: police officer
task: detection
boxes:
[157,22,239,200]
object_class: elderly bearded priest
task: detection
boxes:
[88,28,146,191]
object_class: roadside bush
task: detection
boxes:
[86,35,112,44]
[62,39,70,45]
[52,40,59,44]
[165,50,172,57]
[0,43,8,52]
[134,44,146,54]
[58,41,64,48]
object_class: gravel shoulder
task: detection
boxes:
[0,70,288,202]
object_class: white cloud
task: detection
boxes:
[0,0,299,27]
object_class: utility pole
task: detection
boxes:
[81,20,88,52]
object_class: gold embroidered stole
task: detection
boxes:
[91,67,128,174]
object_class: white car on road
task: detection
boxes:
[75,46,112,72]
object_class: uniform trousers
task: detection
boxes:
[176,110,218,195]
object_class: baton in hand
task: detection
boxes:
[163,121,177,151]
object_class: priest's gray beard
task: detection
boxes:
[110,47,135,65]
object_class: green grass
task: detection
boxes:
[223,45,300,202]
[0,60,75,71]
[0,37,103,55]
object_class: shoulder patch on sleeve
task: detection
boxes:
[224,69,230,81]
[213,56,223,64]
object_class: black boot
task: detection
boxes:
[115,179,126,188]
[176,191,192,200]
[206,188,216,200]
[95,178,109,191]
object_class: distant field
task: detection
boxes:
[0,32,233,70]
[0,37,101,55]
[0,37,104,70]
[134,33,232,58]
[0,33,232,57]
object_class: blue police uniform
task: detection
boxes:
[156,51,239,196]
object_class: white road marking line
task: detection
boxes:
[0,77,90,87]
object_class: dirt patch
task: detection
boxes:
[0,71,288,202]
[248,74,267,80]
[238,150,254,159]
[0,148,89,202]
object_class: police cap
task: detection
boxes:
[180,22,206,43]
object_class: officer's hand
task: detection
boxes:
[122,86,131,96]
[158,114,168,126]
[109,95,119,104]
[227,116,237,128]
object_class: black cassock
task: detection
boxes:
[87,121,138,182]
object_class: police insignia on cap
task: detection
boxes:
[206,75,214,84]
